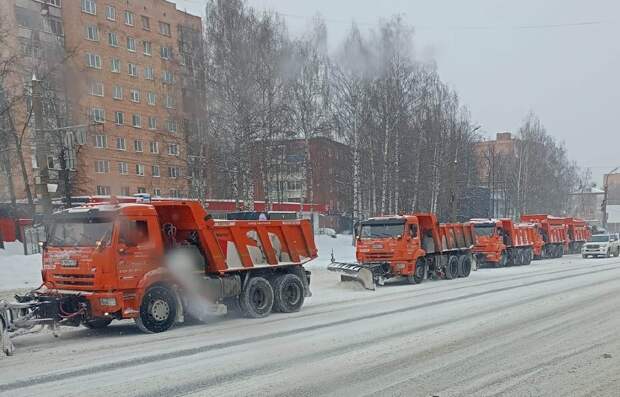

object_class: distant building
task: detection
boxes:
[254,137,352,216]
[605,173,620,233]
[473,132,519,218]
[568,186,604,227]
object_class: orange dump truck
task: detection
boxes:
[520,214,568,258]
[565,218,591,254]
[1,198,317,342]
[470,219,534,267]
[328,213,475,290]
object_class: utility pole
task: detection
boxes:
[32,74,52,214]
[602,166,620,230]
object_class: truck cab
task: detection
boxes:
[470,219,506,265]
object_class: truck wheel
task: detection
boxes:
[273,273,305,313]
[240,276,274,318]
[525,249,533,265]
[445,256,458,280]
[458,256,472,278]
[83,318,112,329]
[407,259,426,284]
[499,252,508,267]
[135,285,177,333]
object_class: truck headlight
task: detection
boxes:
[395,263,406,270]
[100,298,117,306]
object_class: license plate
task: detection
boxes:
[61,259,77,267]
[372,244,383,249]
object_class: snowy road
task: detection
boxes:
[2,254,620,396]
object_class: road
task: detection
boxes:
[2,255,620,396]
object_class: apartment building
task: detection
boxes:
[0,0,203,203]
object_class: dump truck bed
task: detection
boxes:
[151,201,317,274]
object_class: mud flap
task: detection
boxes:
[328,263,376,291]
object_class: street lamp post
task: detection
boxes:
[602,166,620,230]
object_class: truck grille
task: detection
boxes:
[364,252,393,261]
[52,273,95,287]
[586,245,599,249]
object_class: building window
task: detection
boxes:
[141,15,150,30]
[168,166,179,178]
[148,117,157,130]
[169,189,180,198]
[134,139,143,152]
[159,22,171,36]
[86,25,99,41]
[165,119,177,133]
[154,188,161,197]
[95,160,110,173]
[111,58,120,73]
[113,85,123,100]
[136,163,145,176]
[96,185,111,195]
[149,141,159,153]
[137,187,146,194]
[127,37,136,52]
[106,5,116,21]
[91,108,105,123]
[164,95,175,109]
[116,137,126,150]
[95,134,107,148]
[114,111,124,125]
[120,186,130,196]
[128,63,137,77]
[147,92,156,106]
[124,10,134,26]
[81,0,96,15]
[108,31,118,47]
[152,165,160,177]
[86,53,101,69]
[160,46,172,59]
[162,70,173,84]
[142,40,152,55]
[167,143,178,156]
[132,114,141,128]
[118,162,128,175]
[130,89,140,102]
[89,81,104,97]
[144,66,154,80]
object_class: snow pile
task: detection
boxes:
[0,242,42,291]
[307,234,356,269]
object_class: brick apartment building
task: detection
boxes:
[473,132,518,217]
[0,0,203,204]
[254,137,352,215]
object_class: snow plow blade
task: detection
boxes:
[327,262,376,291]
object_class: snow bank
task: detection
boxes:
[0,235,353,292]
[307,234,356,269]
[0,242,42,291]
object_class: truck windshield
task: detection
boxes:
[360,223,404,238]
[474,225,496,237]
[48,218,113,247]
[589,235,610,243]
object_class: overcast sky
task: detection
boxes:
[175,0,620,185]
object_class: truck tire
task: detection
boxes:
[445,256,458,280]
[524,249,533,265]
[273,273,305,313]
[499,251,508,268]
[458,256,472,278]
[135,285,177,333]
[83,317,112,329]
[240,276,274,318]
[407,259,426,284]
[614,248,620,258]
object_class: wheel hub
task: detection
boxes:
[150,299,170,322]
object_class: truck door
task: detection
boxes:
[116,216,162,289]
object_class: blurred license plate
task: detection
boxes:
[61,259,77,267]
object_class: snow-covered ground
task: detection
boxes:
[0,242,42,292]
[3,237,620,396]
